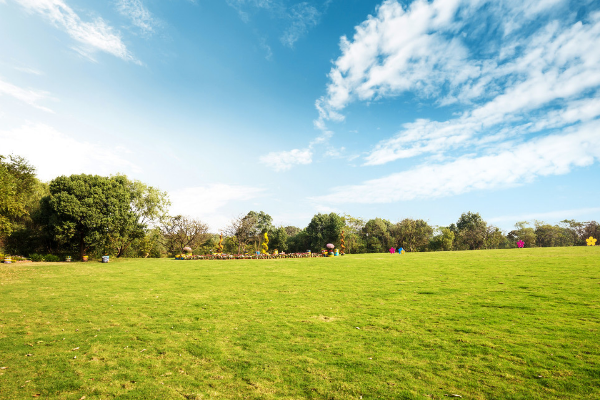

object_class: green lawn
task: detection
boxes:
[1,247,599,399]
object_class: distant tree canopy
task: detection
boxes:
[305,213,344,252]
[0,155,39,238]
[3,154,600,258]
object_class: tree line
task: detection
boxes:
[1,155,598,259]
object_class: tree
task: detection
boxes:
[362,218,392,253]
[484,225,506,249]
[226,214,258,254]
[305,213,344,251]
[161,215,209,255]
[40,174,134,259]
[429,227,454,251]
[0,155,38,239]
[451,212,488,250]
[341,215,366,254]
[108,175,170,257]
[391,218,433,252]
[508,221,536,248]
[269,226,288,253]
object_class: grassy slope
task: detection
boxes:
[0,247,599,399]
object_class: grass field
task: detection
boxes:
[1,247,599,399]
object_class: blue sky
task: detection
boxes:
[1,0,599,232]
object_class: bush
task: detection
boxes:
[44,254,60,262]
[29,253,44,262]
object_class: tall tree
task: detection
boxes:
[40,174,134,259]
[391,218,433,252]
[225,214,258,253]
[451,212,488,250]
[161,215,209,255]
[269,226,288,253]
[362,218,392,253]
[341,215,366,254]
[0,155,38,239]
[508,221,537,248]
[108,175,170,257]
[305,213,344,251]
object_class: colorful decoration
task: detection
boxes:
[261,232,269,254]
[65,256,72,262]
[398,247,405,254]
[217,233,223,254]
[517,240,525,248]
[340,231,346,255]
[389,247,396,254]
[587,236,597,246]
[82,255,88,262]
[326,243,334,257]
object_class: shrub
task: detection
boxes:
[29,253,44,262]
[44,254,60,262]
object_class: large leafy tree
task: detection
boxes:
[362,218,392,253]
[305,213,344,251]
[451,212,488,250]
[391,218,433,252]
[108,175,170,257]
[40,174,134,259]
[0,155,38,239]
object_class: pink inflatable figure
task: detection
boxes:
[389,247,396,254]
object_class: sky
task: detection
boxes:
[1,0,599,232]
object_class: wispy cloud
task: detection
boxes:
[116,0,156,35]
[280,2,320,48]
[169,184,265,231]
[0,77,53,112]
[13,0,138,63]
[259,148,312,171]
[0,122,142,181]
[227,0,324,48]
[13,66,44,75]
[314,121,600,204]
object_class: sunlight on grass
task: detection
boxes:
[1,247,599,399]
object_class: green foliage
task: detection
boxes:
[29,253,44,262]
[0,154,38,238]
[305,213,344,251]
[161,215,209,256]
[28,253,60,262]
[509,221,537,248]
[269,226,288,252]
[429,227,455,251]
[340,215,366,254]
[451,212,488,250]
[40,174,135,259]
[391,218,433,252]
[362,217,392,253]
[285,229,309,253]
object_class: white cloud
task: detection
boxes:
[315,121,600,204]
[0,122,142,181]
[309,0,600,168]
[169,184,265,231]
[13,0,138,63]
[0,77,53,112]
[13,66,44,75]
[259,148,312,171]
[116,0,156,34]
[280,2,320,48]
